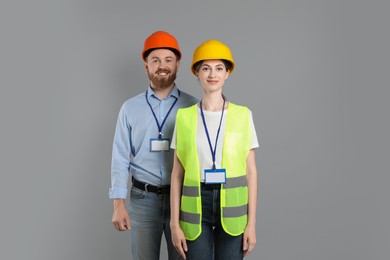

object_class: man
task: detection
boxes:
[109,31,198,260]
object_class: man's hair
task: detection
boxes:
[143,48,181,61]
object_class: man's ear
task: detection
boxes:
[143,62,148,73]
[176,60,180,71]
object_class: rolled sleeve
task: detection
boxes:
[109,104,131,199]
[108,187,128,199]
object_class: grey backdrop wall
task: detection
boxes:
[1,0,389,259]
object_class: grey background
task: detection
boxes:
[1,0,389,259]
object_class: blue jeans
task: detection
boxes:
[129,186,181,260]
[185,187,244,260]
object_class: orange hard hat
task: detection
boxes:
[142,31,182,61]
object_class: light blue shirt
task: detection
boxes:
[109,85,198,199]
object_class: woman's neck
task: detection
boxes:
[200,94,226,112]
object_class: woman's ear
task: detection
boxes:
[224,71,229,80]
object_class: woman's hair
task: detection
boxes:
[192,59,233,74]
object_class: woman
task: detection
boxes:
[170,39,259,259]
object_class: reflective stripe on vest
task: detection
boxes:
[176,103,252,240]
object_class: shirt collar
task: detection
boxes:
[147,84,179,101]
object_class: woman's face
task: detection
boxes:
[196,59,229,94]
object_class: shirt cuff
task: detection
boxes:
[108,187,128,199]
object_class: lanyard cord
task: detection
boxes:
[199,97,226,170]
[146,89,180,139]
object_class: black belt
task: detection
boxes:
[132,177,170,195]
[201,183,221,190]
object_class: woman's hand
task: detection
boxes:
[171,225,188,259]
[243,224,256,256]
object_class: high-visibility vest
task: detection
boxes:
[175,103,252,240]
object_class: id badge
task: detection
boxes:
[204,168,226,184]
[150,138,170,152]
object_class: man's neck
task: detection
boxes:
[150,84,175,100]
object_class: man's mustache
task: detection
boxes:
[156,68,171,74]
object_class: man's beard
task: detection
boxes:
[147,68,177,89]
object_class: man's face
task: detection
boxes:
[144,49,179,90]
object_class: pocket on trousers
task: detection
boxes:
[130,186,145,199]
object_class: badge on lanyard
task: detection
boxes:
[200,97,227,184]
[204,168,226,184]
[150,138,170,152]
[146,89,179,152]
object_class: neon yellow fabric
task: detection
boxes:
[175,103,251,240]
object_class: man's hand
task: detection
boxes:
[112,199,131,231]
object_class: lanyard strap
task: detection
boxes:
[146,89,180,139]
[200,97,225,170]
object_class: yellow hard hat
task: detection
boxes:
[191,39,235,75]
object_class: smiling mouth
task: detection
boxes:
[156,69,170,76]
